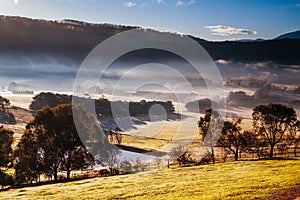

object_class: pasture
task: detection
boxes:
[1,159,299,200]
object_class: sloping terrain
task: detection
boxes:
[0,159,299,200]
[0,104,32,146]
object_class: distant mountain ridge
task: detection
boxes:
[274,30,300,40]
[0,15,299,65]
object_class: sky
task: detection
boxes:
[0,0,299,41]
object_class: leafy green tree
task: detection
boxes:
[16,104,109,182]
[0,126,14,187]
[198,109,222,164]
[30,104,96,180]
[14,129,43,184]
[252,104,297,158]
[0,126,14,168]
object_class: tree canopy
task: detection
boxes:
[0,126,14,187]
[15,104,111,182]
[218,118,253,161]
[0,126,14,168]
[252,103,297,158]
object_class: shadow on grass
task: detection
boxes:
[239,157,299,162]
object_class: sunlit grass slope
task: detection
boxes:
[1,159,300,200]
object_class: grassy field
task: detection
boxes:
[1,159,300,200]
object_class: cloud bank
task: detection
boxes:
[205,25,257,36]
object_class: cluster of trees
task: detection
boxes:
[30,92,175,117]
[198,104,299,164]
[227,89,300,110]
[185,98,218,113]
[0,104,121,186]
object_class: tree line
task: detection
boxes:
[30,92,175,117]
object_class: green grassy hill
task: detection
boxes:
[1,159,300,200]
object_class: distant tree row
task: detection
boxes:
[30,92,175,117]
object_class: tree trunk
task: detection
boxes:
[270,144,275,158]
[53,168,58,182]
[67,169,71,180]
[211,147,215,164]
[295,143,298,157]
[234,150,239,161]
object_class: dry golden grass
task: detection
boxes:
[1,159,300,200]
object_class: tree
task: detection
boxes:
[252,104,297,158]
[169,145,193,166]
[287,120,300,156]
[0,126,14,168]
[114,127,123,144]
[100,147,121,175]
[218,118,249,161]
[0,170,13,188]
[0,96,10,109]
[198,109,222,164]
[241,130,268,159]
[0,96,16,125]
[0,126,14,187]
[14,129,43,184]
[15,104,107,182]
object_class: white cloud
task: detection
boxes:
[187,0,195,6]
[175,0,184,7]
[124,1,136,8]
[14,0,19,4]
[215,59,231,65]
[205,25,257,36]
[155,0,164,4]
[176,0,195,7]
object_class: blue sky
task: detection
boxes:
[0,0,299,41]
